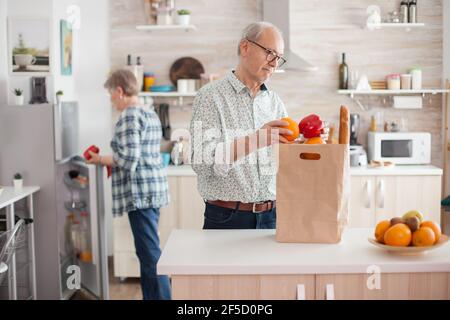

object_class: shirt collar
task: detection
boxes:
[227,70,268,94]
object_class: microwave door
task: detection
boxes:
[381,140,413,158]
[54,102,79,161]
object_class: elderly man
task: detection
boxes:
[190,21,292,229]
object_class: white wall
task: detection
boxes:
[0,0,113,254]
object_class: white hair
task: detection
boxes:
[238,21,283,55]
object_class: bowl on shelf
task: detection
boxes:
[368,235,449,255]
[150,85,176,92]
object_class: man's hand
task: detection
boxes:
[257,120,293,148]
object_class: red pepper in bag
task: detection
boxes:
[299,115,324,139]
[83,145,112,178]
[299,114,320,134]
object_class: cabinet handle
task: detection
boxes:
[365,180,372,209]
[326,284,335,300]
[297,284,306,300]
[377,179,385,209]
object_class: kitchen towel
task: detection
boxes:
[276,143,350,243]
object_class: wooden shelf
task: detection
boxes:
[366,23,425,31]
[136,24,196,32]
[139,92,197,97]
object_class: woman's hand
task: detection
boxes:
[86,151,103,165]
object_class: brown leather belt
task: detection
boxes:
[207,200,276,213]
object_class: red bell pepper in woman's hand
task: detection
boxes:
[84,145,112,178]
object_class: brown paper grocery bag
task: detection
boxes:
[276,144,350,243]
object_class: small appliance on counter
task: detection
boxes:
[349,113,368,167]
[368,132,431,165]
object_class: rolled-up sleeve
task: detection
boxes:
[112,109,144,171]
[190,90,234,178]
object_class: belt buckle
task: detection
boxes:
[252,201,266,213]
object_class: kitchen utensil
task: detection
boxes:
[171,137,184,166]
[349,114,360,146]
[368,235,449,256]
[169,57,205,87]
[155,103,171,140]
[349,145,368,167]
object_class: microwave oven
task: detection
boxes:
[367,132,431,165]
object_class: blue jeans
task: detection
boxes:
[203,203,276,229]
[128,208,171,300]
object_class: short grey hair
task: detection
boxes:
[104,69,139,97]
[237,21,283,55]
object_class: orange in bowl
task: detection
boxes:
[383,223,412,247]
[375,220,391,244]
[412,227,435,247]
[280,117,300,142]
[420,221,441,244]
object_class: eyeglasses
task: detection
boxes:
[246,38,287,68]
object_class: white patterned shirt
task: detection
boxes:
[190,71,287,203]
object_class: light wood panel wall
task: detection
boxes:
[110,0,443,165]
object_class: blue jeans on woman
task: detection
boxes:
[128,208,171,300]
[203,203,276,229]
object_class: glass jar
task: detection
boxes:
[386,74,401,90]
[144,72,155,91]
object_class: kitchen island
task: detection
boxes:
[158,228,450,300]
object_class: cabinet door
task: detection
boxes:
[178,177,205,229]
[316,273,449,300]
[159,177,179,229]
[375,176,441,223]
[172,275,315,300]
[349,176,376,227]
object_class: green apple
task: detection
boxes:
[402,210,424,224]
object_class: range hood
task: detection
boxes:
[263,0,318,72]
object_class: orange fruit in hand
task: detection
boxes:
[412,227,436,247]
[420,221,441,244]
[280,117,300,142]
[305,137,325,145]
[375,220,391,243]
[383,223,412,247]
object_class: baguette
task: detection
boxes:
[339,105,350,145]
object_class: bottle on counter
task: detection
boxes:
[127,54,132,66]
[370,115,377,132]
[339,53,349,90]
[400,1,409,23]
[408,0,417,23]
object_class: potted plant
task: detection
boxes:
[56,90,63,104]
[14,88,24,105]
[13,173,23,190]
[176,9,191,26]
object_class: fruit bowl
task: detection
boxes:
[368,235,449,256]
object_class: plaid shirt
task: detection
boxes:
[110,106,169,217]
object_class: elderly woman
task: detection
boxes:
[87,69,170,300]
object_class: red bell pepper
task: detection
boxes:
[83,145,112,178]
[299,115,324,138]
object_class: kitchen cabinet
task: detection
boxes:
[349,175,441,228]
[160,229,450,300]
[315,273,450,300]
[113,176,205,279]
[172,275,316,300]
